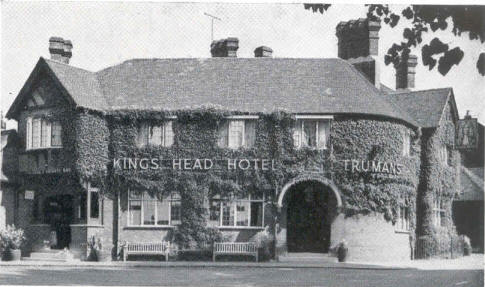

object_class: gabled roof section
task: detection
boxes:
[385,88,457,128]
[6,57,107,119]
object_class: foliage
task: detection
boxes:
[250,227,274,261]
[304,4,485,75]
[0,225,25,250]
[86,235,103,261]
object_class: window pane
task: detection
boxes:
[244,120,256,148]
[170,200,181,225]
[229,120,244,148]
[156,200,170,225]
[79,193,87,220]
[129,200,141,225]
[149,126,162,146]
[143,200,155,225]
[129,191,142,199]
[51,121,62,146]
[250,202,263,227]
[163,121,174,147]
[90,192,99,219]
[32,119,41,148]
[236,201,249,226]
[317,120,330,149]
[222,201,234,226]
[209,200,220,222]
[41,120,50,147]
[302,120,317,147]
[217,121,229,148]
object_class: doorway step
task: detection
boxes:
[279,253,336,263]
[22,249,72,262]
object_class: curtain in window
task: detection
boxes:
[32,119,41,148]
[244,120,256,148]
[293,120,302,148]
[51,121,62,146]
[26,118,32,149]
[236,201,250,226]
[217,121,229,148]
[317,120,330,149]
[229,120,244,148]
[137,123,149,147]
[163,121,174,147]
[156,200,170,225]
[302,120,317,147]
[149,126,162,146]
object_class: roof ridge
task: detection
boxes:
[43,57,95,74]
[462,166,484,189]
[390,87,452,95]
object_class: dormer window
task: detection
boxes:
[293,116,331,149]
[217,116,257,149]
[26,117,62,150]
[137,121,174,147]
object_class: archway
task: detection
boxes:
[277,176,342,254]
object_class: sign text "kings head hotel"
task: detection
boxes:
[113,158,276,171]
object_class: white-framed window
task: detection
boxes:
[209,194,264,228]
[402,130,411,156]
[128,190,181,226]
[293,119,330,149]
[26,117,62,150]
[137,121,174,147]
[217,119,256,149]
[396,206,410,231]
[432,195,446,227]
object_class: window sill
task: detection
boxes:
[70,224,104,228]
[25,146,63,152]
[124,225,176,230]
[29,223,50,227]
[394,230,410,234]
[217,226,265,230]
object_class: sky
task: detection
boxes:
[2,2,484,128]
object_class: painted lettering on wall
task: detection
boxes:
[343,160,404,175]
[113,158,276,171]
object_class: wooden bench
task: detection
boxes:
[213,242,258,262]
[123,242,171,262]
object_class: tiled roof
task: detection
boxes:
[385,88,453,128]
[10,57,421,125]
[457,167,484,201]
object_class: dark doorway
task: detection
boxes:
[287,181,331,253]
[43,194,73,249]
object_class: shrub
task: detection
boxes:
[0,225,25,250]
[250,227,274,261]
[86,236,102,261]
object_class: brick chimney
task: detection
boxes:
[254,46,273,57]
[336,19,381,88]
[49,37,72,64]
[395,54,417,90]
[210,37,239,57]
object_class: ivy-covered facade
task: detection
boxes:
[3,18,463,262]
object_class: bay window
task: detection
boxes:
[128,190,180,226]
[137,121,174,147]
[217,118,257,149]
[26,117,62,150]
[209,194,264,228]
[293,118,331,149]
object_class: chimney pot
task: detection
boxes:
[396,54,418,90]
[211,37,239,57]
[49,37,72,64]
[254,46,273,57]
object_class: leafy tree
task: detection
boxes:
[304,4,485,76]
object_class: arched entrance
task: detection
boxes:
[277,176,342,254]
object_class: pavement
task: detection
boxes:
[0,254,482,270]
